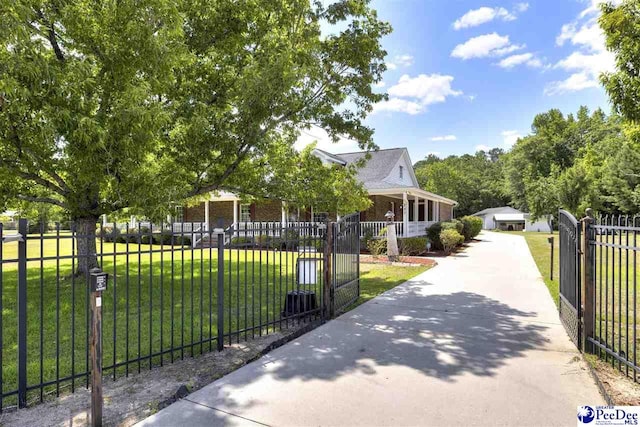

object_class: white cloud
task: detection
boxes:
[497,52,543,68]
[373,73,463,115]
[294,126,361,154]
[453,4,530,30]
[501,130,522,147]
[373,81,386,88]
[544,72,600,95]
[467,95,477,102]
[430,135,457,141]
[475,144,492,152]
[451,33,524,60]
[547,0,619,95]
[373,98,424,115]
[385,54,414,71]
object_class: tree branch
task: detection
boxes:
[16,194,67,208]
[35,9,65,62]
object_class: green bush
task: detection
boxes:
[361,230,374,252]
[153,231,173,245]
[440,229,464,254]
[231,236,253,246]
[460,216,483,241]
[367,238,387,256]
[426,222,444,250]
[100,226,118,243]
[398,237,428,256]
[172,235,192,246]
[282,229,299,250]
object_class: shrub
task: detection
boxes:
[399,237,428,256]
[361,230,374,251]
[100,226,118,243]
[153,231,173,245]
[231,236,253,246]
[282,229,299,250]
[172,235,192,246]
[460,216,483,241]
[440,229,464,254]
[367,238,387,256]
[426,222,444,250]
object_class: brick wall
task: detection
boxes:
[363,195,402,221]
[439,203,453,221]
[252,201,282,221]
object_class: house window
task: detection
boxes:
[175,206,184,223]
[399,165,403,179]
[240,204,251,222]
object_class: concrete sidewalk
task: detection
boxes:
[137,231,604,426]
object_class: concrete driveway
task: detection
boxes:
[137,231,604,426]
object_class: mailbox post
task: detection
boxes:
[547,236,554,281]
[89,268,108,427]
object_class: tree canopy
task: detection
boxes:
[0,0,390,224]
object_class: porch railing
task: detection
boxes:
[360,221,433,238]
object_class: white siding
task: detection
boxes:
[525,217,552,232]
[384,153,415,187]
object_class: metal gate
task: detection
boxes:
[558,209,582,347]
[331,213,360,314]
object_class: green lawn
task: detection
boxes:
[356,263,430,307]
[0,236,429,407]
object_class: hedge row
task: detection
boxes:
[426,216,482,253]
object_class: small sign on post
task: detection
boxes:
[89,268,108,427]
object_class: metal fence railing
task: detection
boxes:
[0,217,361,411]
[587,214,639,382]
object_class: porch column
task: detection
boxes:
[435,201,440,222]
[413,194,419,225]
[424,199,429,224]
[402,192,409,237]
[233,199,238,224]
[204,200,210,231]
[281,201,287,227]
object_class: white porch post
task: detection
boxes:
[204,200,210,231]
[102,214,107,227]
[281,201,286,227]
[402,192,409,237]
[413,195,419,227]
[424,199,429,224]
[435,201,440,222]
[233,199,238,224]
[310,206,314,223]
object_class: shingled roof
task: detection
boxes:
[333,148,410,190]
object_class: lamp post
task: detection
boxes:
[385,210,399,262]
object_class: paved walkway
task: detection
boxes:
[137,231,604,426]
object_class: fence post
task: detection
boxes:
[216,230,224,351]
[89,268,108,427]
[17,219,28,408]
[582,208,595,353]
[323,221,333,319]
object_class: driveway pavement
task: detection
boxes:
[137,231,604,426]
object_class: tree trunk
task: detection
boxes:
[76,217,100,277]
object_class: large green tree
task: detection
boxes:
[0,0,389,273]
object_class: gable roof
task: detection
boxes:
[334,148,415,189]
[494,213,526,221]
[472,206,522,217]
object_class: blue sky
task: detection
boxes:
[298,0,616,163]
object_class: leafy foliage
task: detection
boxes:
[439,229,464,254]
[0,0,390,222]
[398,237,428,256]
[460,216,482,241]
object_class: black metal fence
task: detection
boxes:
[587,214,639,382]
[0,217,357,410]
[332,213,360,314]
[558,209,581,347]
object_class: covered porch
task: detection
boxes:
[360,188,454,238]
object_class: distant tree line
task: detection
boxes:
[414,106,639,219]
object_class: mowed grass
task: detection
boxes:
[0,234,429,407]
[354,263,431,307]
[504,230,640,377]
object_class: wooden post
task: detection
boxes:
[548,236,554,281]
[89,269,107,427]
[323,221,333,319]
[582,208,595,353]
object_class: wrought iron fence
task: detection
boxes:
[587,214,639,382]
[332,213,360,314]
[0,217,356,411]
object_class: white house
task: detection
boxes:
[472,207,552,232]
